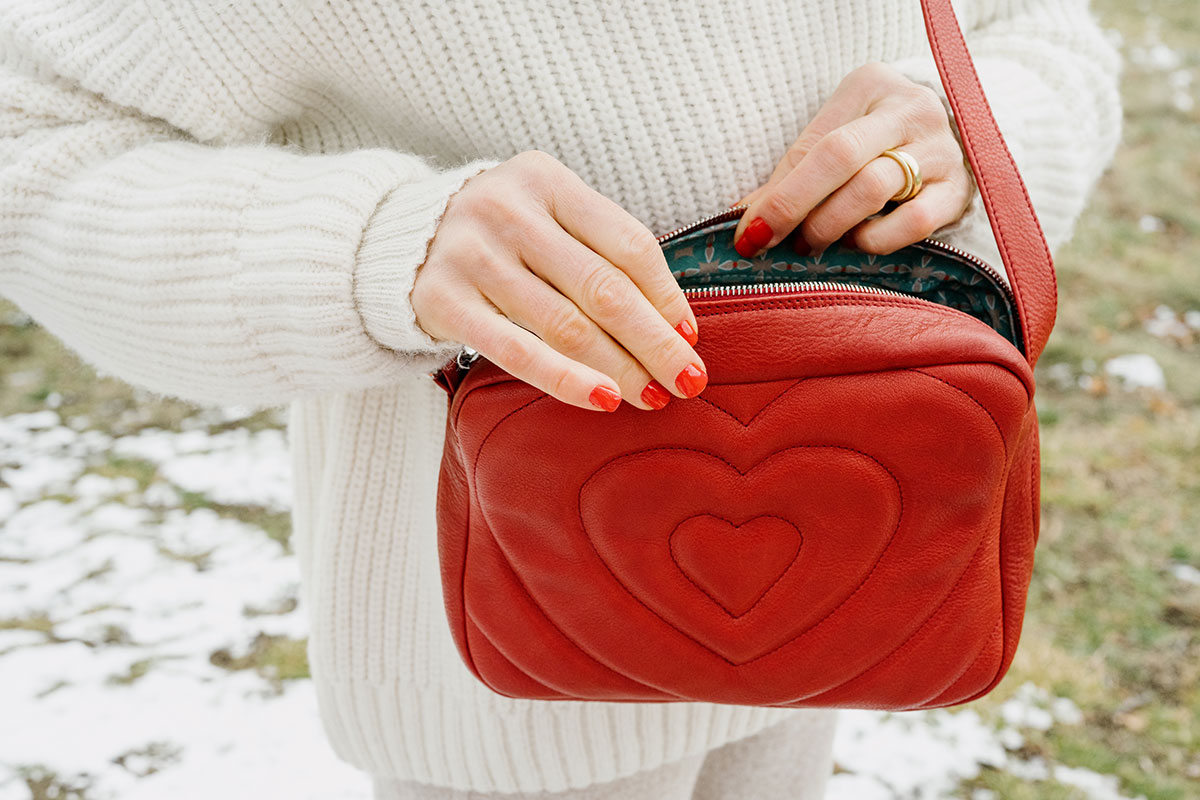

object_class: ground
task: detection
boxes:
[1,0,1197,797]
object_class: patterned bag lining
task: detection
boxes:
[664,220,1020,350]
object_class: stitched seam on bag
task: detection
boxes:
[906,367,1008,457]
[666,513,803,618]
[468,400,691,698]
[924,5,1057,362]
[927,617,1004,707]
[462,393,547,687]
[461,612,549,699]
[691,296,1021,354]
[695,379,805,427]
[471,532,690,701]
[795,508,998,704]
[460,365,1015,681]
[1031,420,1039,543]
[692,296,979,320]
[577,444,903,667]
[958,412,1036,705]
[463,606,667,701]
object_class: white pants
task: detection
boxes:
[372,708,838,800]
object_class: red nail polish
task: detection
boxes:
[588,385,621,412]
[734,217,773,258]
[674,319,698,346]
[674,363,708,397]
[640,380,671,410]
[792,236,811,256]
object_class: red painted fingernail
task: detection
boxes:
[640,380,671,410]
[674,362,708,397]
[588,385,622,412]
[674,319,698,346]
[792,236,811,256]
[735,217,773,258]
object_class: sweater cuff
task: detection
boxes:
[355,158,501,367]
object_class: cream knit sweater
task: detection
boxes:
[0,0,1120,793]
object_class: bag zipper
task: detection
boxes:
[680,280,915,300]
[661,203,1017,310]
[445,204,1018,373]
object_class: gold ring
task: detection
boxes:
[881,149,923,203]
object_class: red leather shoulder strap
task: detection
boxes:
[920,0,1057,368]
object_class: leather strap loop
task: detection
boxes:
[919,0,1057,368]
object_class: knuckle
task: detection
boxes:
[855,229,879,253]
[546,306,596,354]
[471,244,509,280]
[517,148,559,172]
[801,213,836,246]
[645,336,684,377]
[544,364,576,401]
[461,186,516,226]
[757,191,801,226]
[906,202,939,237]
[513,149,565,193]
[908,86,948,126]
[619,224,661,269]
[852,61,889,83]
[857,164,894,204]
[854,224,888,254]
[580,266,631,317]
[822,128,864,171]
[412,273,452,314]
[492,332,535,374]
[455,231,494,262]
[913,83,944,111]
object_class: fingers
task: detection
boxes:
[460,295,629,412]
[796,153,907,254]
[481,262,673,411]
[847,181,973,254]
[519,217,708,401]
[547,170,700,349]
[734,111,902,258]
[730,61,964,259]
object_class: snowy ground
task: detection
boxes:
[0,408,1143,800]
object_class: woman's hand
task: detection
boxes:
[411,150,706,413]
[731,62,975,259]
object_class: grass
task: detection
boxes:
[209,633,311,688]
[0,0,1197,795]
[955,0,1200,795]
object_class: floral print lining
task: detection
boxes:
[664,219,1021,351]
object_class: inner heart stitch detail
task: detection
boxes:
[669,514,802,617]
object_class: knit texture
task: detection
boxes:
[0,0,1121,792]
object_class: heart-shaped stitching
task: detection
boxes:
[669,514,802,617]
[579,445,901,664]
[469,365,1013,692]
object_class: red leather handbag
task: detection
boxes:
[430,0,1055,710]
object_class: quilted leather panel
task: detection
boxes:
[669,513,802,618]
[439,299,1036,708]
[580,443,900,664]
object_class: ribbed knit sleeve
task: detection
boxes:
[886,0,1123,283]
[0,61,500,410]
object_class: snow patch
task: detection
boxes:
[1103,354,1166,391]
